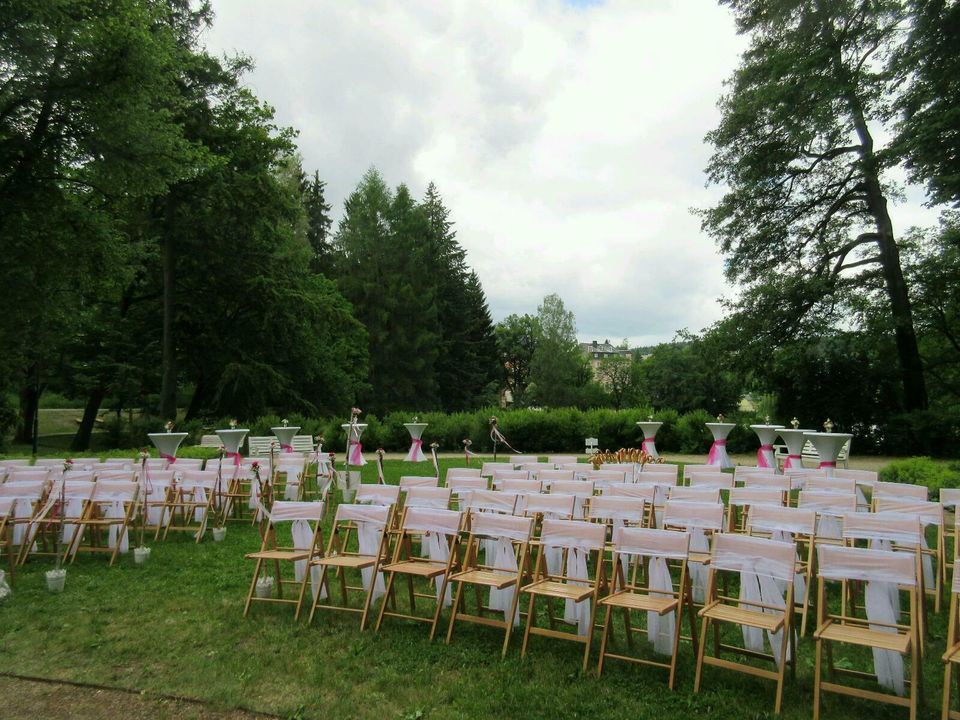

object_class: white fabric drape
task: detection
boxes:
[647,556,675,655]
[772,529,806,603]
[544,545,590,635]
[738,568,788,665]
[61,497,84,545]
[356,520,386,603]
[865,579,905,696]
[689,528,709,603]
[291,519,326,601]
[12,498,33,546]
[425,532,453,606]
[105,500,129,553]
[488,537,520,626]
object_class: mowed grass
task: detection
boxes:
[0,457,952,719]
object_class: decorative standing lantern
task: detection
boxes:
[636,417,663,459]
[148,421,189,466]
[403,417,428,462]
[216,421,249,466]
[271,419,301,454]
[705,415,736,469]
[749,422,785,471]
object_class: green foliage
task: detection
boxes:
[528,294,586,408]
[496,313,540,406]
[636,339,742,415]
[878,456,960,498]
[675,410,714,454]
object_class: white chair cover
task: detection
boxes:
[471,513,532,627]
[335,504,390,603]
[271,501,326,601]
[403,507,461,606]
[540,519,605,635]
[663,501,724,602]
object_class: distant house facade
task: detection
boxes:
[579,339,633,373]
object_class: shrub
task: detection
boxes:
[676,410,714,454]
[878,457,960,499]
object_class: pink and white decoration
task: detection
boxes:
[636,421,662,459]
[804,431,852,474]
[216,427,249,466]
[777,428,811,471]
[749,424,784,472]
[147,431,188,466]
[403,422,428,463]
[341,422,368,467]
[271,423,300,453]
[705,422,735,469]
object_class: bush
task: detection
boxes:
[676,410,714,454]
[880,408,960,458]
[878,457,960,499]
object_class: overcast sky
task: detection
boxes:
[204,0,939,347]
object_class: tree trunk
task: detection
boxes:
[70,385,105,451]
[15,382,39,445]
[158,196,177,419]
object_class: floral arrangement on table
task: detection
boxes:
[590,447,664,470]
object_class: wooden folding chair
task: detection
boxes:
[275,456,307,501]
[356,484,401,506]
[689,472,735,490]
[138,470,175,536]
[502,477,541,495]
[584,469,627,492]
[740,473,792,503]
[728,487,785,532]
[68,480,139,565]
[551,480,595,519]
[873,481,929,505]
[876,497,946,614]
[598,527,695,688]
[162,470,219,542]
[520,518,607,671]
[662,501,726,606]
[638,463,679,483]
[602,463,636,482]
[694,533,798,715]
[400,475,439,491]
[308,502,393,630]
[942,559,960,720]
[446,467,482,483]
[405,486,452,510]
[602,484,656,527]
[464,489,519,515]
[535,469,575,489]
[798,490,856,546]
[243,500,325,620]
[446,476,487,510]
[509,454,540,467]
[446,512,534,656]
[547,455,578,467]
[17,476,95,565]
[480,462,514,479]
[682,464,715,484]
[746,505,817,635]
[668,486,721,505]
[813,545,921,720]
[374,506,464,639]
[0,479,48,564]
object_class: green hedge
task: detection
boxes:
[878,456,960,499]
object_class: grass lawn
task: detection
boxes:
[0,457,952,719]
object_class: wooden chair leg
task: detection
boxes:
[445,581,465,645]
[501,586,522,658]
[694,616,709,694]
[374,571,396,633]
[521,593,537,659]
[582,599,598,674]
[244,559,263,617]
[813,638,823,720]
[943,660,954,720]
[429,574,451,641]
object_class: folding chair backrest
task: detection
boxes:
[94,469,136,482]
[588,496,646,525]
[535,470,574,486]
[32,459,66,468]
[662,501,725,532]
[560,463,593,475]
[61,479,97,500]
[523,493,575,519]
[547,455,578,467]
[520,462,557,473]
[172,458,205,469]
[602,463,636,481]
[874,497,943,527]
[842,512,923,545]
[540,518,606,553]
[0,480,45,501]
[481,462,514,477]
[683,464,714,480]
[145,469,176,485]
[404,486,452,509]
[509,455,539,466]
[70,458,100,470]
[817,544,917,586]
[446,476,487,497]
[833,468,878,485]
[941,488,960,510]
[446,467,482,483]
[7,469,49,484]
[93,461,130,472]
[728,487,784,508]
[872,480,928,502]
[711,533,796,582]
[551,480,595,498]
[333,502,390,529]
[356,484,401,506]
[465,489,518,514]
[401,506,462,536]
[805,476,856,494]
[741,474,792,493]
[92,480,138,503]
[733,465,773,481]
[689,472,734,489]
[399,475,439,491]
[613,526,689,560]
[585,470,627,489]
[180,470,220,489]
[62,471,96,483]
[746,505,816,537]
[468,511,533,542]
[493,470,531,485]
[270,500,325,523]
[639,463,679,477]
[798,489,856,516]
[502,478,541,494]
[668,486,720,504]
[604,484,656,503]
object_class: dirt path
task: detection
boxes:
[0,676,272,720]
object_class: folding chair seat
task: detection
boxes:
[743,504,817,634]
[446,476,487,510]
[18,475,95,564]
[798,490,856,544]
[481,462,515,478]
[535,469,575,489]
[876,497,946,613]
[68,480,138,565]
[356,484,401,506]
[0,479,48,562]
[465,490,519,515]
[162,470,219,542]
[308,502,393,629]
[551,480,595,519]
[598,527,695,688]
[243,500,326,620]
[662,501,725,604]
[728,487,785,532]
[942,560,960,720]
[548,455,578,467]
[375,507,464,639]
[694,533,798,715]
[446,512,534,656]
[520,519,607,671]
[509,455,539,467]
[493,470,531,488]
[813,545,921,720]
[501,477,541,495]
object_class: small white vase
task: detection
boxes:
[133,546,151,565]
[255,577,274,598]
[45,568,66,593]
[212,527,227,542]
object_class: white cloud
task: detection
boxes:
[203,0,938,347]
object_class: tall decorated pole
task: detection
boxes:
[376,448,386,485]
[403,417,428,462]
[430,441,440,480]
[339,407,365,502]
[489,416,520,462]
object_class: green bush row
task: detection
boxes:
[878,456,960,499]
